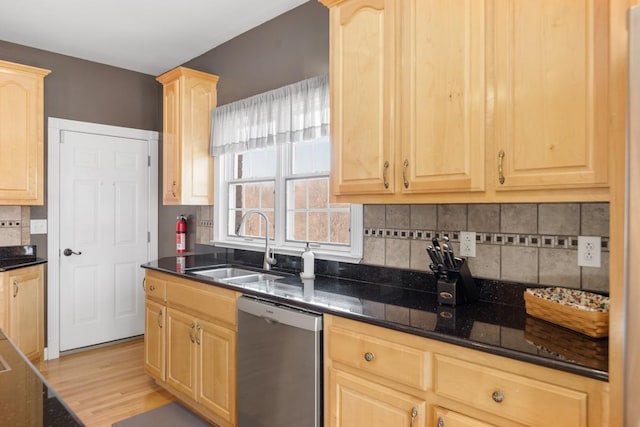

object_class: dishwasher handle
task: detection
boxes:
[237,296,322,332]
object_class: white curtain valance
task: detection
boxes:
[210,74,329,156]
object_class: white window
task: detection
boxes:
[211,76,362,262]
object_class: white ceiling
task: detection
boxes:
[0,0,309,76]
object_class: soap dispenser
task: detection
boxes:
[300,242,315,279]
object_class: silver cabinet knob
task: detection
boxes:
[437,416,444,427]
[364,352,375,362]
[492,390,505,403]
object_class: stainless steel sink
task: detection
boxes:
[226,273,284,285]
[191,267,286,285]
[192,267,259,280]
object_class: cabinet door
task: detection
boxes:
[180,73,217,205]
[8,267,42,361]
[0,61,49,205]
[161,77,182,204]
[434,407,496,427]
[400,0,485,194]
[493,0,609,191]
[327,368,426,427]
[330,0,396,196]
[166,308,197,399]
[144,300,165,381]
[196,318,236,425]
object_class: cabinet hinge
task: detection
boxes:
[148,156,151,167]
[148,231,151,243]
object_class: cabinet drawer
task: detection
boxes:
[328,326,430,391]
[145,275,166,302]
[166,280,237,327]
[434,354,587,427]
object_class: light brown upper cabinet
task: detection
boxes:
[324,0,397,196]
[321,0,617,203]
[492,0,609,194]
[0,60,50,205]
[156,67,219,205]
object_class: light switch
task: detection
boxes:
[30,219,47,234]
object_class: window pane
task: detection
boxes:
[292,180,308,209]
[309,212,328,242]
[291,212,307,241]
[234,146,276,179]
[308,178,328,209]
[228,181,275,238]
[292,136,330,174]
[330,211,351,244]
[286,176,350,246]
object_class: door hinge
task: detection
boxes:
[148,156,151,167]
[148,231,151,243]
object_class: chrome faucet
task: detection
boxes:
[236,209,277,271]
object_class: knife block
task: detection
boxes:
[437,258,479,306]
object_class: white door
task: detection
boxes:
[59,130,149,351]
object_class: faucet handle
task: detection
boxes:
[268,248,277,266]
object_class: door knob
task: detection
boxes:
[63,248,82,256]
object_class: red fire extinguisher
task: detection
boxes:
[176,215,187,253]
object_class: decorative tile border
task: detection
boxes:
[364,228,609,251]
[0,221,21,228]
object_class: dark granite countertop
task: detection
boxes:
[0,245,47,271]
[0,330,83,426]
[142,253,609,382]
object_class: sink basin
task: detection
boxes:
[192,267,259,280]
[226,273,285,285]
[191,267,286,287]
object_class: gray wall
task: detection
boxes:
[0,0,328,259]
[155,0,329,257]
[0,40,161,256]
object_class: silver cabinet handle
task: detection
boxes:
[157,309,163,328]
[12,279,18,298]
[142,278,146,291]
[498,150,505,184]
[492,390,505,403]
[437,416,444,427]
[364,352,374,362]
[410,407,418,427]
[195,323,201,345]
[402,159,409,188]
[383,160,390,189]
[189,322,196,343]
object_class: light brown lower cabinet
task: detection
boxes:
[143,270,239,427]
[433,407,495,427]
[0,264,44,362]
[324,314,609,427]
[144,299,165,381]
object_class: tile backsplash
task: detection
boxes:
[196,202,610,293]
[363,203,609,293]
[0,206,31,246]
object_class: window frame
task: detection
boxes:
[213,142,363,263]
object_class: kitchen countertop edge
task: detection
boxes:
[141,263,609,382]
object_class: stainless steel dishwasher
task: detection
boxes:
[237,295,322,427]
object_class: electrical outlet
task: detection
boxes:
[578,236,601,267]
[30,219,47,234]
[459,231,476,257]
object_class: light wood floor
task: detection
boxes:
[39,338,174,427]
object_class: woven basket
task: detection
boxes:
[524,288,609,338]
